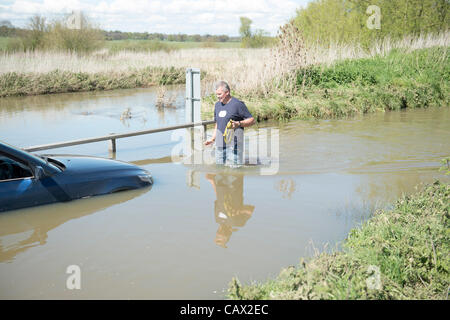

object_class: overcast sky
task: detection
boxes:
[0,0,313,36]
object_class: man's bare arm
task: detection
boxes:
[204,123,218,145]
[232,117,255,128]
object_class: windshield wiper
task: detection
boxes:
[39,155,65,171]
[46,157,66,171]
[38,155,49,164]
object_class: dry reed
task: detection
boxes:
[155,86,177,108]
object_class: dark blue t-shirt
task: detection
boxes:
[214,97,252,147]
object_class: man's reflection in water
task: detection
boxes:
[205,173,255,248]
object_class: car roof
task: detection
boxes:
[0,140,50,168]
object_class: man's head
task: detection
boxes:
[215,80,231,104]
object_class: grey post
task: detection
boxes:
[185,68,201,123]
[185,68,204,165]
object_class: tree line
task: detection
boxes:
[103,30,238,42]
[1,15,103,52]
[292,0,449,48]
[0,20,239,43]
[0,13,245,52]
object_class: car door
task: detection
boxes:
[0,153,58,212]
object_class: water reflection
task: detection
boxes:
[119,107,149,128]
[204,173,255,248]
[0,187,150,263]
[274,178,296,199]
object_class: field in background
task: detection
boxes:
[103,39,241,52]
[0,37,9,50]
[0,36,241,52]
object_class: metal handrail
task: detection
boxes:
[24,120,215,152]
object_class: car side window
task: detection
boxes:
[0,155,33,181]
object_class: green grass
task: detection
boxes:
[296,47,449,89]
[0,36,10,50]
[104,39,241,53]
[162,40,241,49]
[0,66,185,97]
[227,181,450,300]
[209,46,449,122]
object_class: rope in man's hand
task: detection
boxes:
[223,119,235,144]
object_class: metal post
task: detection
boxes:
[185,68,202,165]
[109,138,116,153]
[185,68,201,123]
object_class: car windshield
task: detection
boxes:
[1,141,65,174]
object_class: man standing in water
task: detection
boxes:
[204,81,255,165]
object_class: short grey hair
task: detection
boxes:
[215,80,230,92]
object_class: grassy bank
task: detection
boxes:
[0,66,185,97]
[227,181,449,300]
[0,47,270,97]
[202,46,449,121]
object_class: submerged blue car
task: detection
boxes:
[0,141,153,212]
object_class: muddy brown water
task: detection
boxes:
[0,87,449,299]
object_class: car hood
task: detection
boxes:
[43,154,147,176]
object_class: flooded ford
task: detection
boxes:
[0,87,448,299]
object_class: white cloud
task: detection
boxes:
[10,0,83,14]
[146,14,167,24]
[2,0,311,35]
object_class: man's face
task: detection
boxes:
[216,87,230,104]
